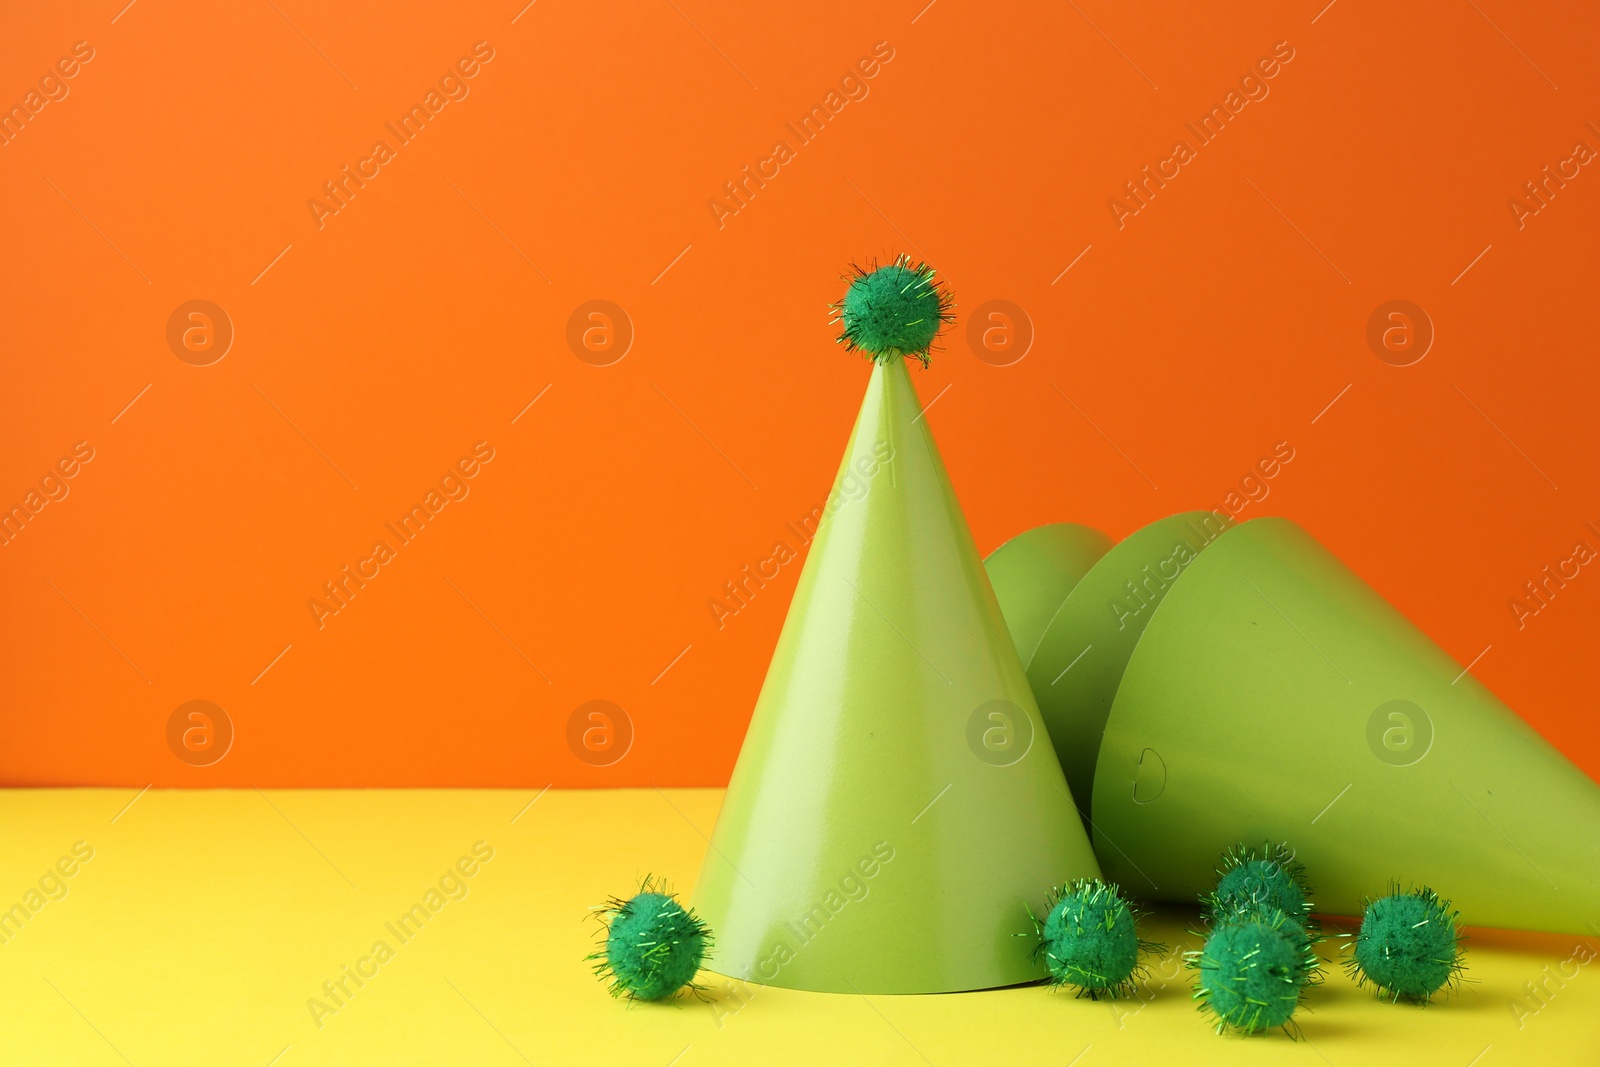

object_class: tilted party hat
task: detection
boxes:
[992,514,1600,934]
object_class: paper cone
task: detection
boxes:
[695,358,1102,993]
[984,523,1112,667]
[1091,516,1600,934]
[1007,512,1231,825]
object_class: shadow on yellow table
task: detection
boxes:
[1,788,1594,1065]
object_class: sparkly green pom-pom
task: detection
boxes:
[831,255,954,367]
[1346,885,1466,1003]
[1030,878,1160,1000]
[1204,842,1315,933]
[587,876,712,1001]
[1191,907,1321,1036]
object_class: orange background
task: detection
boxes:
[1,0,1595,788]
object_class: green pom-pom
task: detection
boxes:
[831,255,954,367]
[587,875,712,1001]
[1191,908,1321,1036]
[1205,842,1315,931]
[1346,885,1466,1003]
[1030,878,1160,1000]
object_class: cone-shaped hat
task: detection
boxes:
[1002,512,1231,827]
[984,522,1112,668]
[1091,516,1600,933]
[695,262,1100,993]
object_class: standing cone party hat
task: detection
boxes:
[988,514,1600,935]
[694,258,1102,994]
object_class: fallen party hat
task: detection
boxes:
[693,259,1101,993]
[987,511,1231,827]
[984,522,1113,672]
[991,513,1600,934]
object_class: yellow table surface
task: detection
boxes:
[2,788,1595,1065]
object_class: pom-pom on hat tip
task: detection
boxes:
[831,254,955,368]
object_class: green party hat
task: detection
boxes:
[984,523,1112,668]
[989,512,1231,826]
[693,260,1101,993]
[1089,516,1600,933]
